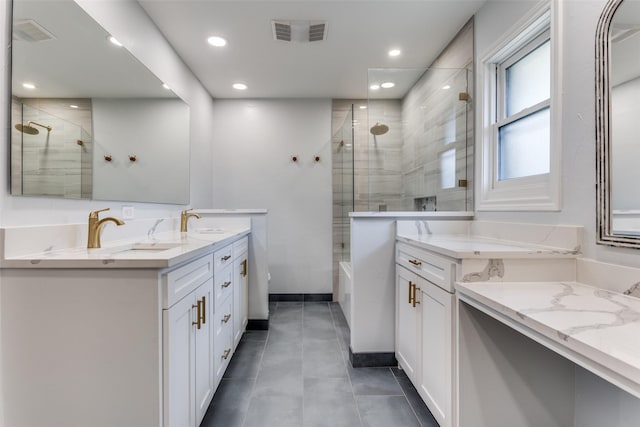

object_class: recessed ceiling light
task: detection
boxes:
[381,82,395,89]
[22,82,36,90]
[69,104,79,109]
[370,84,380,90]
[442,85,451,90]
[388,49,401,57]
[233,83,248,90]
[359,105,367,109]
[162,83,171,90]
[107,35,123,47]
[207,36,227,47]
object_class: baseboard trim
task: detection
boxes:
[349,348,397,368]
[269,293,333,302]
[247,318,269,330]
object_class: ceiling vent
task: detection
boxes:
[272,20,327,43]
[13,19,56,42]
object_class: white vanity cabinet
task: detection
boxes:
[163,254,215,427]
[396,241,457,427]
[233,237,249,347]
[0,233,251,427]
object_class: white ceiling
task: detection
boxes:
[138,0,486,99]
[12,1,172,99]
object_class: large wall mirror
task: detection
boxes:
[596,0,640,248]
[10,0,190,204]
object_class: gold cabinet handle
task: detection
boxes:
[409,259,422,267]
[222,281,231,289]
[408,281,414,304]
[412,285,421,308]
[222,255,231,262]
[192,300,202,330]
[221,348,232,360]
[222,314,231,324]
[241,259,248,277]
[201,296,206,325]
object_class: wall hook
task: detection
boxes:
[129,155,137,162]
[104,155,112,162]
[291,155,298,162]
[313,155,320,162]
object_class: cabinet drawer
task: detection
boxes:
[233,236,248,258]
[214,244,234,274]
[396,242,456,292]
[215,266,233,308]
[213,295,234,385]
[163,254,214,309]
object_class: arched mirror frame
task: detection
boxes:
[595,0,640,248]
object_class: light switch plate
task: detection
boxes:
[122,206,135,219]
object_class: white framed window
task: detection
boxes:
[477,0,562,211]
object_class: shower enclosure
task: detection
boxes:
[331,67,473,292]
[12,102,92,199]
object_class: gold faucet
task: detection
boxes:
[87,208,125,249]
[181,209,201,232]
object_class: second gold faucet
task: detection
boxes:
[87,208,125,249]
[181,209,201,232]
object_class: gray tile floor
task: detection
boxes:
[201,301,439,427]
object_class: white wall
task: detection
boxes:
[475,0,640,424]
[210,99,333,294]
[0,0,214,226]
[92,98,189,204]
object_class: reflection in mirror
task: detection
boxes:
[11,0,190,204]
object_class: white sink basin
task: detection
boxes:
[194,228,228,235]
[131,242,183,250]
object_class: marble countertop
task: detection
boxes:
[457,281,640,398]
[397,234,580,259]
[0,228,250,269]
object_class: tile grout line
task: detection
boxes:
[390,369,426,427]
[329,302,366,427]
[301,301,307,426]
[240,302,274,427]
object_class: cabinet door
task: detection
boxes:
[163,292,197,427]
[396,266,419,382]
[233,252,249,347]
[194,279,215,426]
[418,282,454,427]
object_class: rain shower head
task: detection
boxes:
[15,121,52,135]
[370,122,389,136]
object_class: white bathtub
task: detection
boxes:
[338,261,352,328]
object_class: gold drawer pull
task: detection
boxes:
[201,296,206,325]
[221,255,231,262]
[192,300,202,330]
[412,285,421,308]
[222,281,231,289]
[408,259,422,267]
[222,314,231,324]
[241,259,248,277]
[221,348,232,360]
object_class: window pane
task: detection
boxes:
[498,107,550,180]
[440,148,456,189]
[506,39,550,116]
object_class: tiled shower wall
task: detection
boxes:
[401,20,474,212]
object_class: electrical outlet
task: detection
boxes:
[122,206,135,219]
